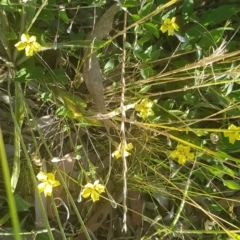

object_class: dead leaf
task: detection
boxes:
[217,196,240,208]
[74,200,111,240]
[83,3,120,132]
[128,191,143,228]
[47,152,77,219]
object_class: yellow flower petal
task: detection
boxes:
[160,17,180,36]
[178,155,186,165]
[123,150,131,157]
[135,99,154,119]
[112,149,121,159]
[160,26,167,33]
[15,33,41,56]
[91,190,100,202]
[14,42,27,51]
[171,144,194,165]
[25,45,33,56]
[21,34,30,43]
[224,124,240,144]
[229,135,236,144]
[44,184,53,197]
[37,172,60,197]
[38,182,47,193]
[95,184,105,194]
[81,188,92,199]
[29,35,37,43]
[32,42,42,52]
[172,22,179,31]
[81,180,105,202]
[47,173,60,187]
[37,172,48,182]
[164,18,171,24]
[126,143,133,151]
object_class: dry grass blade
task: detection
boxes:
[120,10,128,233]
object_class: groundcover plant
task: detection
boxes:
[1,0,240,239]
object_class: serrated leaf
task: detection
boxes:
[223,180,240,190]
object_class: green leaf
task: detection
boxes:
[140,65,156,79]
[6,26,17,40]
[45,69,68,85]
[0,0,11,5]
[104,58,115,73]
[223,180,240,190]
[41,92,52,102]
[183,92,197,105]
[139,85,151,93]
[15,194,31,211]
[208,164,224,177]
[163,99,175,110]
[14,68,27,83]
[131,14,141,21]
[139,2,153,16]
[150,49,160,61]
[26,66,44,80]
[38,9,55,22]
[182,0,193,21]
[144,22,159,38]
[0,212,10,225]
[197,28,225,48]
[123,0,139,7]
[200,4,239,26]
[59,10,70,24]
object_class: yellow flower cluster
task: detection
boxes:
[170,144,194,165]
[37,172,60,197]
[15,33,42,56]
[224,124,240,144]
[160,17,179,36]
[81,180,105,202]
[112,142,133,159]
[135,99,154,119]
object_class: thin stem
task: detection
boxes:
[121,10,128,233]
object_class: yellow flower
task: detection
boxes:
[135,99,154,119]
[15,33,42,56]
[160,17,179,36]
[81,180,105,202]
[224,124,240,144]
[170,144,194,165]
[37,172,60,197]
[112,142,133,159]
